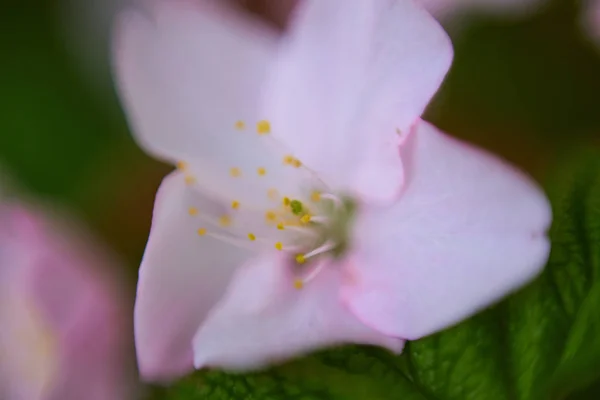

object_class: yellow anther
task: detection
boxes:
[219,215,231,227]
[292,159,302,168]
[265,210,277,222]
[229,167,241,177]
[235,120,246,130]
[248,233,256,241]
[293,279,304,290]
[257,120,271,135]
[283,155,295,165]
[277,222,285,230]
[188,207,198,216]
[177,161,188,170]
[197,228,207,236]
[184,175,196,185]
[275,242,283,251]
[300,214,311,224]
[257,167,267,176]
[231,201,240,210]
[267,188,279,200]
[310,191,321,202]
[283,197,291,206]
[296,254,306,264]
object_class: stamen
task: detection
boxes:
[285,225,319,237]
[231,201,240,210]
[177,161,188,170]
[219,215,232,227]
[308,216,329,224]
[235,120,246,130]
[229,167,242,177]
[293,279,304,290]
[281,219,301,227]
[204,232,256,251]
[265,210,278,222]
[256,129,333,192]
[303,241,336,260]
[302,261,328,283]
[197,228,207,236]
[275,242,283,251]
[184,175,196,185]
[247,233,256,241]
[191,213,233,231]
[282,197,291,207]
[257,120,271,135]
[282,155,302,168]
[257,167,267,176]
[321,193,344,209]
[277,222,285,230]
[300,214,311,224]
[310,191,321,202]
[295,254,306,264]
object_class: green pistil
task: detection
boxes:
[290,200,304,216]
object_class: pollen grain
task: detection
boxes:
[257,120,271,135]
[229,167,242,178]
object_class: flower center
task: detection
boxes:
[181,119,358,289]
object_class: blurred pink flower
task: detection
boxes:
[0,204,135,400]
[113,0,551,381]
[583,0,600,46]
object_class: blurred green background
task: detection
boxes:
[0,0,599,398]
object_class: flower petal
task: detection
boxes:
[263,0,452,202]
[192,254,404,371]
[0,212,58,399]
[344,120,551,339]
[113,0,310,205]
[584,0,600,47]
[135,172,252,381]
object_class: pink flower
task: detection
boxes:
[583,0,600,46]
[113,0,551,382]
[0,204,135,400]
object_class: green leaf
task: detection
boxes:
[162,347,427,400]
[407,150,600,400]
[160,150,600,400]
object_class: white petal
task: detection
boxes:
[113,0,311,205]
[134,172,253,380]
[263,0,452,201]
[192,254,403,371]
[344,121,551,339]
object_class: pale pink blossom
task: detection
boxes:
[583,0,600,46]
[113,0,551,381]
[0,203,135,400]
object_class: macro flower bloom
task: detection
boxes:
[0,203,134,400]
[113,0,552,381]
